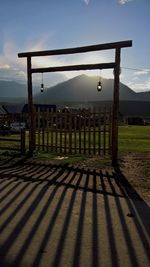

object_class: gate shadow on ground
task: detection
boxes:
[0,153,32,169]
[0,162,149,267]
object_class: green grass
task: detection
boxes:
[118,125,150,153]
[0,125,149,163]
[31,151,113,168]
[35,127,110,152]
[0,134,21,151]
[33,152,87,164]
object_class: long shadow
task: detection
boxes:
[0,176,18,191]
[0,181,32,216]
[92,170,100,267]
[0,156,15,168]
[113,166,150,263]
[72,168,90,267]
[0,164,67,231]
[13,168,74,266]
[31,167,78,267]
[51,169,84,267]
[0,165,68,266]
[106,171,140,267]
[0,162,150,267]
[100,170,119,267]
[0,153,31,169]
[0,179,22,203]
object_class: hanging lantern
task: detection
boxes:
[97,81,102,92]
[41,83,44,93]
[41,73,44,93]
[97,69,102,92]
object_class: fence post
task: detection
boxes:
[21,128,25,154]
[112,48,121,166]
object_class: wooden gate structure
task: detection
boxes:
[35,107,112,155]
[18,40,132,165]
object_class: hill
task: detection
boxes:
[34,74,150,103]
[0,80,27,99]
[0,75,150,104]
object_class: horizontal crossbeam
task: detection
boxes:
[31,62,116,73]
[18,40,132,58]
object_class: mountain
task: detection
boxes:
[0,80,27,99]
[0,75,150,104]
[0,80,39,103]
[135,91,150,101]
[34,74,150,103]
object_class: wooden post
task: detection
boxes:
[21,128,25,154]
[112,48,121,166]
[27,56,35,155]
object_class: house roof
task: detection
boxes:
[0,105,7,115]
[2,104,24,114]
[22,104,57,113]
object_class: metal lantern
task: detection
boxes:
[97,81,102,91]
[97,70,102,92]
[41,73,44,93]
[41,83,44,93]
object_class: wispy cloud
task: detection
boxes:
[0,37,67,85]
[84,0,132,6]
[133,69,150,76]
[0,37,118,86]
[2,37,149,92]
[127,78,150,92]
[118,0,133,5]
[83,0,91,5]
[0,40,26,82]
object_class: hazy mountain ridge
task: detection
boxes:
[0,75,150,103]
[0,80,27,98]
[34,75,150,103]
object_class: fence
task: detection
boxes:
[0,114,26,153]
[0,128,25,153]
[35,107,112,155]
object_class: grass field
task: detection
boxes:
[27,125,150,168]
[0,125,149,155]
[118,125,150,153]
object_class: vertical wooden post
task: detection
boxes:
[21,128,25,154]
[27,56,35,155]
[112,48,121,166]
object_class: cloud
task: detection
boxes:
[0,41,25,82]
[0,38,67,86]
[127,78,150,92]
[133,69,150,76]
[83,0,90,5]
[118,0,133,5]
[0,64,10,70]
[84,0,132,6]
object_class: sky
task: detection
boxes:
[0,0,150,92]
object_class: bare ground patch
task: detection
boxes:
[119,153,150,203]
[31,152,150,203]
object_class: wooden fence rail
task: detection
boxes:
[0,129,26,153]
[35,107,112,155]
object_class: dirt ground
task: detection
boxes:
[72,152,150,204]
[119,153,150,204]
[0,152,150,267]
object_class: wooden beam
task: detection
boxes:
[18,40,132,58]
[112,48,121,166]
[27,57,35,154]
[31,63,116,73]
